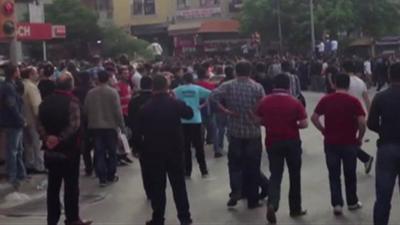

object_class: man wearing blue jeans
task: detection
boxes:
[312,73,366,215]
[84,70,125,187]
[211,61,265,209]
[0,64,26,189]
[368,63,400,225]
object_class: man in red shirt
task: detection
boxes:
[311,73,366,216]
[257,74,308,224]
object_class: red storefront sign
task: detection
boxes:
[15,23,66,41]
[17,23,52,41]
[52,25,66,38]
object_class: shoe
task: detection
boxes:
[180,219,193,225]
[201,173,209,179]
[365,157,374,174]
[85,170,93,177]
[146,220,164,225]
[227,198,238,207]
[266,206,277,224]
[118,160,128,166]
[123,156,134,163]
[214,152,223,158]
[348,201,362,211]
[65,219,93,225]
[248,201,263,209]
[333,205,343,216]
[290,209,307,217]
[99,181,108,187]
[108,176,119,183]
[259,187,268,200]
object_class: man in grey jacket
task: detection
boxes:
[84,70,125,187]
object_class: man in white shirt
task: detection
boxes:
[343,60,373,174]
[364,58,372,87]
[148,39,163,61]
[131,66,142,92]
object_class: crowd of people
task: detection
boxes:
[0,53,399,225]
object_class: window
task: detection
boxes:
[200,0,220,7]
[177,0,190,9]
[132,0,155,15]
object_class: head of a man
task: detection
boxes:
[98,70,110,84]
[342,60,356,74]
[183,73,194,84]
[235,61,252,77]
[152,75,169,93]
[334,73,350,90]
[3,63,20,81]
[21,66,39,82]
[141,76,153,91]
[273,73,291,90]
[56,71,75,91]
[119,66,130,81]
[390,62,400,84]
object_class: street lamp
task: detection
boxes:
[310,0,316,58]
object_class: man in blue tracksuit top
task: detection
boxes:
[174,73,211,178]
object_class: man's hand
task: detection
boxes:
[357,136,363,147]
[46,136,60,150]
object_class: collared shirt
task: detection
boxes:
[211,78,265,139]
[22,79,42,126]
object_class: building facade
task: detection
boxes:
[112,0,245,55]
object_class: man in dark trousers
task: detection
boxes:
[128,76,153,199]
[38,72,91,225]
[369,63,400,225]
[257,74,308,224]
[312,73,366,216]
[135,75,194,225]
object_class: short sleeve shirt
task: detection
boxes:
[314,92,365,145]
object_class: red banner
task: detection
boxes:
[17,23,52,41]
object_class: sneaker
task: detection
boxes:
[333,205,343,215]
[108,176,119,183]
[266,206,277,224]
[146,220,164,225]
[99,181,108,188]
[180,219,193,225]
[65,219,93,225]
[227,198,238,207]
[348,201,362,211]
[365,157,374,174]
[201,173,209,179]
[214,152,223,158]
[290,209,307,217]
[248,201,263,209]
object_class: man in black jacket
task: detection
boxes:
[127,76,153,199]
[38,72,91,225]
[369,63,400,225]
[135,75,193,225]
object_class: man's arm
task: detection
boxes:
[357,115,367,144]
[29,86,42,116]
[362,91,371,111]
[177,100,194,120]
[367,95,380,133]
[311,113,325,134]
[112,90,125,130]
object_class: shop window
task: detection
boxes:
[132,0,155,15]
[177,0,190,9]
[200,0,220,7]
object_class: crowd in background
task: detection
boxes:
[0,52,399,225]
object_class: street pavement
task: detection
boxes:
[0,91,399,225]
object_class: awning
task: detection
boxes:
[131,23,168,36]
[198,19,240,33]
[349,37,374,47]
[168,22,201,36]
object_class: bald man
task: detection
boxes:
[38,72,92,225]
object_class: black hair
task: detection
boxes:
[342,60,356,73]
[390,62,400,82]
[3,63,18,80]
[273,73,290,90]
[256,63,266,73]
[183,73,194,84]
[98,70,110,83]
[153,75,168,91]
[235,61,251,77]
[197,67,207,80]
[224,66,234,80]
[140,76,153,90]
[334,73,350,89]
[43,63,55,78]
[21,67,32,79]
[281,61,291,72]
[78,71,91,87]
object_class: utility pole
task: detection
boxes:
[310,0,316,58]
[277,0,283,54]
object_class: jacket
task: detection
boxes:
[0,79,25,128]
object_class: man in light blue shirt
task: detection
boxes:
[174,73,211,178]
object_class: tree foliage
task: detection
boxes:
[240,0,400,52]
[101,26,153,60]
[45,0,103,57]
